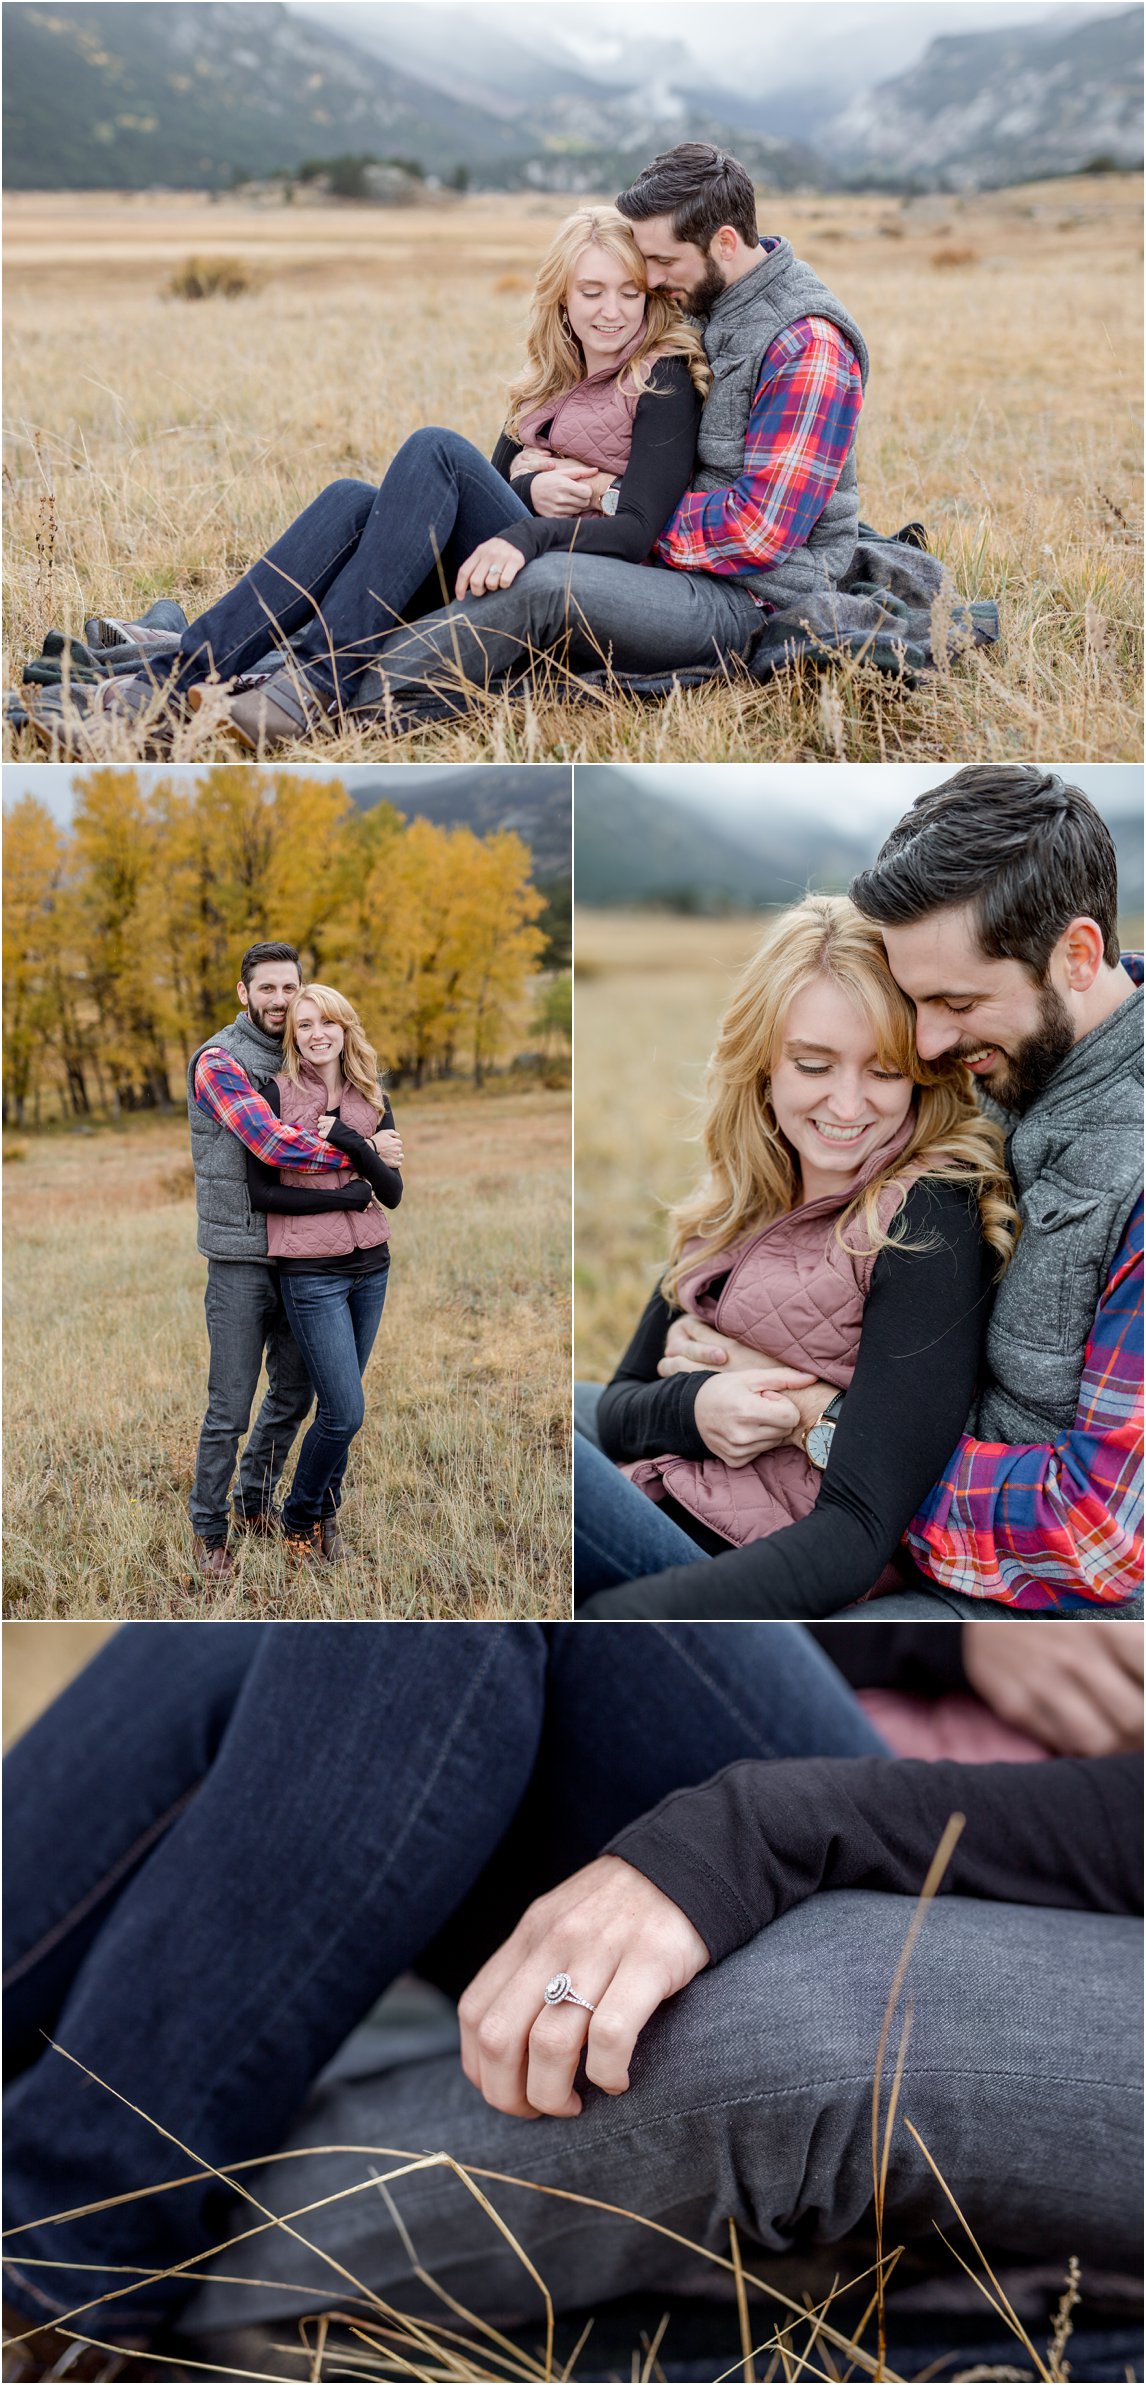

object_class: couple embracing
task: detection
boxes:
[186,945,403,1579]
[35,141,964,754]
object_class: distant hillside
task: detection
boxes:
[351,766,571,885]
[574,769,871,911]
[827,6,1143,189]
[2,1,524,190]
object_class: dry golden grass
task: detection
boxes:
[574,909,766,1380]
[4,179,1142,763]
[2,1093,570,1619]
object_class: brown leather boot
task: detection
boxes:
[190,1535,234,1580]
[283,1521,322,1564]
[320,1513,349,1564]
[232,1506,281,1539]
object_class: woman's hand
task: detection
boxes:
[659,1315,779,1375]
[371,1128,403,1166]
[531,464,598,519]
[455,538,527,601]
[510,445,551,478]
[693,1368,817,1464]
[963,1618,1144,1756]
[457,1854,709,2119]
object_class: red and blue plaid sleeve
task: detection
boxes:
[193,1048,348,1174]
[654,316,863,583]
[904,1197,1144,1610]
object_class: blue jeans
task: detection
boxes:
[2,1620,884,2333]
[279,1263,389,1530]
[173,428,531,709]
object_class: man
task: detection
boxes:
[325,141,871,722]
[579,767,1143,1619]
[186,941,374,1579]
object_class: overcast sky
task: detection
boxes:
[8,762,1140,835]
[582,763,1142,838]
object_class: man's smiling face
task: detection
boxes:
[238,960,302,1039]
[625,213,726,313]
[880,903,1076,1111]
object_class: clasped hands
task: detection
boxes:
[658,1312,833,1465]
[318,1116,404,1169]
[455,450,613,601]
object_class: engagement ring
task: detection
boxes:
[543,1972,595,2012]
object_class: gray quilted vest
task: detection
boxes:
[187,1010,285,1262]
[693,240,869,606]
[975,978,1143,1442]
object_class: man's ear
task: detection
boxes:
[236,980,249,1011]
[711,224,740,265]
[1055,916,1106,994]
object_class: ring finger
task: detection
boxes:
[524,1971,614,2116]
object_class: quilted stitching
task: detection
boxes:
[267,1069,390,1263]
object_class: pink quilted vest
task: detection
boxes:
[626,1118,922,1550]
[517,331,647,475]
[267,1065,391,1263]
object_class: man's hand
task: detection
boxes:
[455,538,527,601]
[531,464,598,519]
[371,1128,403,1167]
[457,1855,709,2119]
[660,1315,779,1376]
[693,1368,817,1464]
[964,1619,1144,1756]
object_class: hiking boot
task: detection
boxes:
[24,674,179,760]
[191,1535,235,1581]
[283,1520,323,1563]
[320,1513,349,1564]
[187,668,330,755]
[2,2303,136,2380]
[233,1505,281,1539]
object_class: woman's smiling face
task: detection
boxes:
[292,999,345,1069]
[564,241,646,360]
[769,974,915,1198]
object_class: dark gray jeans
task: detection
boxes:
[188,1259,315,1542]
[184,1891,1142,2336]
[352,552,763,717]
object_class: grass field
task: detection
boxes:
[3,1091,570,1618]
[574,908,768,1379]
[4,178,1142,763]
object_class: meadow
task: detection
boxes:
[4,176,1142,764]
[3,1090,570,1618]
[575,908,765,1379]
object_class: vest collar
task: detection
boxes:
[228,1009,284,1066]
[1004,974,1143,1134]
[704,237,795,337]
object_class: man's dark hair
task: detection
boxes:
[616,143,758,252]
[239,940,302,987]
[850,766,1120,978]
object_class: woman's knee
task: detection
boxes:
[392,425,473,478]
[317,1387,366,1443]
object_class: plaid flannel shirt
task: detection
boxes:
[654,312,863,583]
[193,1047,348,1173]
[905,1194,1144,1611]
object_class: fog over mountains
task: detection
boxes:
[4,0,1141,191]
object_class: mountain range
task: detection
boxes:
[350,765,572,885]
[4,1,1140,191]
[574,769,874,911]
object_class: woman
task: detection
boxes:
[245,983,403,1561]
[34,207,709,756]
[3,1621,1140,2377]
[575,895,1020,1621]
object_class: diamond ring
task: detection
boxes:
[544,1971,595,2012]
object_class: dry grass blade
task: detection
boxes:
[638,2310,671,2383]
[729,2216,757,2385]
[870,1814,966,2376]
[1046,2256,1081,2384]
[902,2121,1051,2384]
[366,2170,550,2382]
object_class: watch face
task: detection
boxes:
[806,1418,835,1470]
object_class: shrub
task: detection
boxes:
[165,256,260,302]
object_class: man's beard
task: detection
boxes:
[969,981,1075,1112]
[681,257,728,320]
[246,995,289,1039]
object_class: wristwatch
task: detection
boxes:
[600,480,621,517]
[803,1391,844,1471]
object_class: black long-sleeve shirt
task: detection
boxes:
[581,1180,994,1621]
[607,1750,1142,1960]
[489,354,700,567]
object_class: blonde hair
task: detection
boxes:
[664,895,1019,1299]
[281,983,382,1111]
[506,204,711,434]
